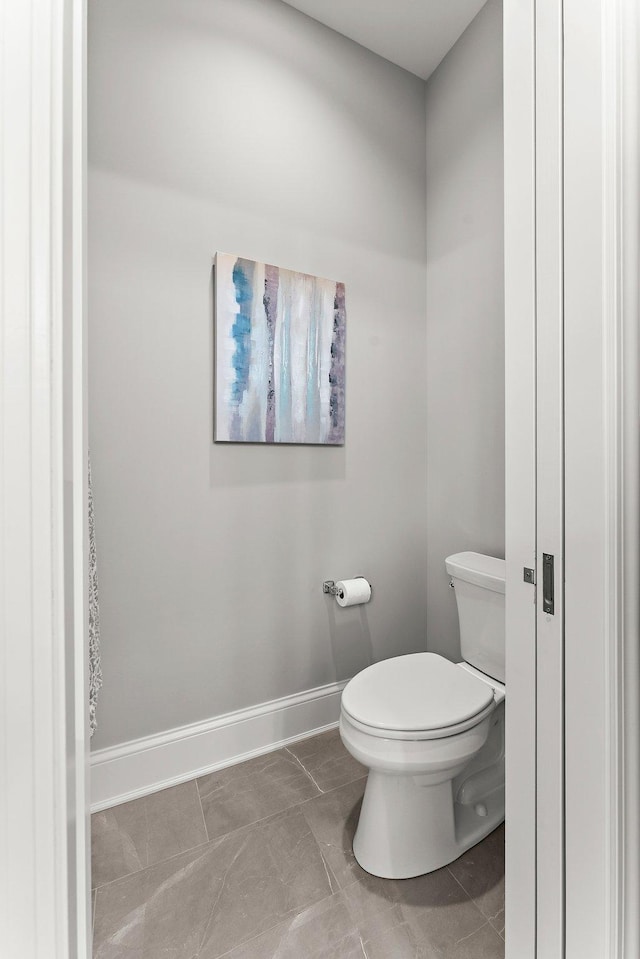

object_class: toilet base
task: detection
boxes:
[352,771,504,880]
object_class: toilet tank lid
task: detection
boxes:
[445,552,506,594]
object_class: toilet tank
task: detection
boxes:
[445,552,506,684]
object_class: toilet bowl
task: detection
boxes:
[339,552,506,879]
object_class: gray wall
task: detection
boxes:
[425,0,505,661]
[88,0,428,749]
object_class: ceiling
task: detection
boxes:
[281,0,487,81]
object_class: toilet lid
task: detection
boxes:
[341,653,494,733]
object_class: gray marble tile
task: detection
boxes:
[301,777,368,889]
[197,806,334,958]
[486,898,505,939]
[196,748,321,840]
[340,873,405,934]
[362,917,504,959]
[93,806,334,959]
[344,866,495,959]
[217,893,365,959]
[286,729,368,793]
[448,825,505,936]
[454,922,505,958]
[91,780,208,887]
[93,844,215,959]
[359,918,422,959]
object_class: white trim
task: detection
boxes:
[562,0,638,955]
[90,681,346,811]
[563,0,608,947]
[0,1,88,956]
[602,0,622,950]
[534,0,565,953]
[503,2,537,956]
[71,0,91,951]
[604,1,640,955]
[618,3,640,954]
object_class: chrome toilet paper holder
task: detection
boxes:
[323,576,371,597]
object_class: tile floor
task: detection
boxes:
[92,729,505,959]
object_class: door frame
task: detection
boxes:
[0,0,89,956]
[503,1,537,954]
[563,0,639,956]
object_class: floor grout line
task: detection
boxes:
[193,776,210,843]
[209,890,347,959]
[92,835,214,892]
[446,869,506,947]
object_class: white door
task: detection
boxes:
[534,0,565,955]
[507,1,640,957]
[504,2,537,956]
[504,0,565,955]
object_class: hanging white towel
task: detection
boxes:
[88,452,102,737]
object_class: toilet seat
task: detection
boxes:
[341,652,496,742]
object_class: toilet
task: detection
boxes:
[339,551,506,879]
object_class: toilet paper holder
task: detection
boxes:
[323,576,371,598]
[323,580,343,597]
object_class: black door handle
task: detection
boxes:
[543,553,554,615]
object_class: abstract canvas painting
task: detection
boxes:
[215,253,345,444]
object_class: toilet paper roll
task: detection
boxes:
[335,578,372,607]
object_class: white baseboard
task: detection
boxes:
[90,680,346,812]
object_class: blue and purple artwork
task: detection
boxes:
[215,253,346,445]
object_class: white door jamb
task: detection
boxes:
[0,0,90,956]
